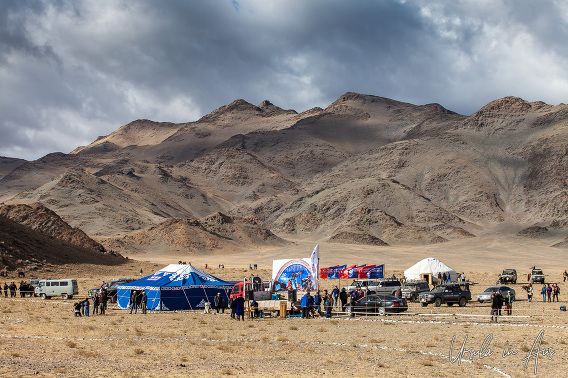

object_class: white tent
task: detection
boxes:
[404,257,457,284]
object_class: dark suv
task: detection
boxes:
[419,283,472,307]
[88,278,135,303]
[401,281,430,302]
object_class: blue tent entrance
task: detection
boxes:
[116,264,233,311]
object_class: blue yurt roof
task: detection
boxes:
[120,264,233,289]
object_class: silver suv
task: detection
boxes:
[342,279,402,296]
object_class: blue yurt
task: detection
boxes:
[116,264,234,311]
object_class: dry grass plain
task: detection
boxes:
[1,238,568,377]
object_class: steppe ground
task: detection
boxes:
[1,235,568,377]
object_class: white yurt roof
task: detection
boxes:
[404,257,457,280]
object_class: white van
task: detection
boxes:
[34,279,79,299]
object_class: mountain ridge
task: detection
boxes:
[1,92,567,256]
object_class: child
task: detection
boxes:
[74,302,82,317]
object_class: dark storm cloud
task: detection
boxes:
[1,0,567,160]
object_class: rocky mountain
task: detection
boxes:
[1,92,567,254]
[0,211,123,271]
[0,203,107,253]
[103,212,287,255]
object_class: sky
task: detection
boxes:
[1,1,567,161]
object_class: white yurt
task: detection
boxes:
[404,257,457,284]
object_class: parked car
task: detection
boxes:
[419,283,472,307]
[531,268,545,284]
[347,294,408,316]
[401,280,430,302]
[343,279,402,296]
[88,278,135,303]
[477,286,516,303]
[34,279,79,300]
[497,269,517,284]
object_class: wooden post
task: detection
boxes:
[280,301,287,318]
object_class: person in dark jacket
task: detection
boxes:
[3,282,8,297]
[93,294,99,315]
[339,288,348,312]
[491,292,502,322]
[234,294,245,321]
[300,292,310,319]
[141,291,148,314]
[229,297,235,319]
[214,293,224,314]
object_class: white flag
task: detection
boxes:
[310,244,319,290]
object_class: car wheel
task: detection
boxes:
[378,307,385,316]
[62,294,69,300]
[40,293,47,300]
[434,298,442,307]
[459,297,467,307]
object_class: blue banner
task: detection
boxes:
[366,264,384,279]
[327,265,346,279]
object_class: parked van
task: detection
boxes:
[34,279,79,299]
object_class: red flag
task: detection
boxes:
[340,265,356,279]
[319,267,329,279]
[358,265,376,278]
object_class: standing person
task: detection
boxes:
[135,291,143,314]
[84,298,90,317]
[214,293,223,314]
[437,272,442,285]
[490,292,501,322]
[74,302,82,317]
[3,282,8,298]
[99,291,106,315]
[141,291,147,314]
[228,296,235,319]
[339,288,348,312]
[129,291,137,314]
[495,291,504,316]
[504,291,513,315]
[234,294,245,321]
[93,294,99,315]
[563,270,567,282]
[553,284,560,302]
[395,286,402,299]
[313,291,322,317]
[331,286,339,308]
[541,285,547,301]
[9,282,16,297]
[300,292,310,319]
[546,284,552,302]
[324,291,333,318]
[527,284,533,303]
[101,289,108,312]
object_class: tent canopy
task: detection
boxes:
[116,264,234,311]
[404,257,457,283]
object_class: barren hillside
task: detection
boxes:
[1,92,567,254]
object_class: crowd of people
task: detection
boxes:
[299,290,334,318]
[73,288,109,317]
[3,282,18,297]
